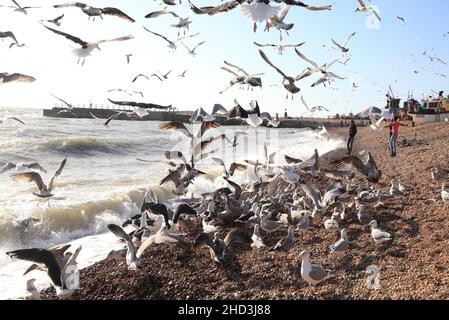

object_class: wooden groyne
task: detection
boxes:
[43,106,368,129]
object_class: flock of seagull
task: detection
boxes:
[2,0,449,300]
[4,100,449,299]
[0,0,389,116]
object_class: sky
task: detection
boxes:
[1,0,449,117]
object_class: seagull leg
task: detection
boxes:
[264,22,270,32]
[253,22,257,33]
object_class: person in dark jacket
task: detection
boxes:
[347,120,357,155]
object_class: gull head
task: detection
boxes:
[368,220,378,228]
[299,249,310,259]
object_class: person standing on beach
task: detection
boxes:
[386,117,408,157]
[347,119,357,155]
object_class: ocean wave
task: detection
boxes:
[0,185,175,251]
[0,135,170,157]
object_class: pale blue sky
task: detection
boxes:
[1,0,448,116]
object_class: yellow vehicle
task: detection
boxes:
[424,91,449,112]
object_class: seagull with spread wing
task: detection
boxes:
[0,0,40,15]
[51,94,78,117]
[301,96,329,113]
[0,31,19,46]
[181,40,206,56]
[41,14,65,26]
[331,32,356,53]
[194,228,252,263]
[0,72,35,84]
[254,40,305,55]
[355,0,381,22]
[264,4,294,40]
[53,2,134,22]
[10,157,68,199]
[43,25,133,66]
[219,60,263,94]
[258,49,303,99]
[143,26,199,52]
[331,150,382,183]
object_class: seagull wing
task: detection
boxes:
[159,121,192,138]
[8,117,26,125]
[51,94,72,108]
[97,35,134,45]
[101,7,135,22]
[3,73,36,83]
[212,104,228,116]
[224,228,252,248]
[301,95,311,112]
[143,27,173,45]
[10,172,46,192]
[221,66,240,77]
[193,40,205,51]
[331,38,344,51]
[47,157,67,191]
[223,60,250,76]
[331,155,369,177]
[277,4,291,21]
[253,41,274,48]
[294,48,320,69]
[343,32,356,47]
[6,248,62,287]
[194,233,218,255]
[258,49,288,79]
[144,10,179,19]
[43,25,87,47]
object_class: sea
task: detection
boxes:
[0,107,345,299]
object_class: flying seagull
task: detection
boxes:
[396,16,405,24]
[43,25,134,66]
[331,150,382,183]
[0,72,35,84]
[0,0,40,15]
[90,112,123,127]
[331,32,356,53]
[0,116,26,126]
[6,245,81,299]
[264,5,294,41]
[181,40,206,56]
[142,26,199,52]
[194,228,252,263]
[355,0,381,22]
[51,94,77,116]
[144,10,179,19]
[254,41,305,55]
[107,98,172,110]
[0,31,18,46]
[219,60,263,94]
[42,14,65,26]
[53,2,135,22]
[258,49,302,99]
[10,157,68,198]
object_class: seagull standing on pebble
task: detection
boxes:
[299,249,330,286]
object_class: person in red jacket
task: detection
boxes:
[386,118,408,157]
